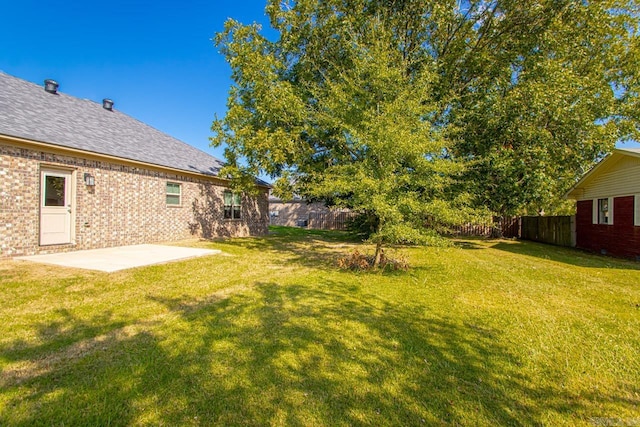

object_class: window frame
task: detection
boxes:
[224,190,242,220]
[43,175,67,207]
[595,197,614,225]
[166,182,182,207]
[635,194,640,227]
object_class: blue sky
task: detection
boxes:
[2,0,637,171]
[1,0,272,163]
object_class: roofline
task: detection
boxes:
[564,148,640,199]
[616,147,640,158]
[0,133,271,189]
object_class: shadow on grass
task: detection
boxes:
[0,309,127,365]
[3,279,636,425]
[218,226,363,270]
[489,240,640,270]
[268,225,358,241]
[453,239,488,250]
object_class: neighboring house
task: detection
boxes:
[565,148,640,259]
[0,72,269,257]
[269,195,354,230]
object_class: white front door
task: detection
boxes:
[40,169,73,245]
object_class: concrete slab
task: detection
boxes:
[16,244,221,273]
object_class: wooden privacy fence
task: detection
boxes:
[450,217,520,238]
[452,223,494,237]
[449,216,574,247]
[308,211,359,231]
[306,212,574,247]
[520,215,575,247]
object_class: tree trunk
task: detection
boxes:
[373,241,383,269]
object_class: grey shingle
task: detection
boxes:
[0,71,224,177]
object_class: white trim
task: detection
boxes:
[609,196,614,225]
[224,190,242,220]
[39,167,75,245]
[166,181,182,206]
[594,197,614,225]
[635,195,640,227]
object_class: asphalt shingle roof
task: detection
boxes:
[0,71,225,177]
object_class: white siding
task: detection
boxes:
[581,156,640,200]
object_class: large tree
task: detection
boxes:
[213,0,484,265]
[212,0,640,260]
[442,1,640,215]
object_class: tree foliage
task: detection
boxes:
[442,1,640,214]
[212,0,640,257]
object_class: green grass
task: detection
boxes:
[1,226,639,426]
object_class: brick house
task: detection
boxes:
[565,148,640,259]
[0,72,269,257]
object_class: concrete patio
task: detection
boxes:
[16,244,221,273]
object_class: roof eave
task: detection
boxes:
[564,149,639,200]
[1,133,270,189]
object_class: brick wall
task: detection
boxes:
[576,196,640,259]
[0,141,268,257]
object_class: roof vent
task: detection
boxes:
[44,79,59,94]
[102,98,114,111]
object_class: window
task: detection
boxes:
[166,182,181,206]
[592,197,614,225]
[635,195,640,227]
[44,176,66,206]
[224,191,241,219]
[598,198,611,224]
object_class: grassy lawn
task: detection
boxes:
[1,226,639,426]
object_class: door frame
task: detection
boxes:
[39,166,76,246]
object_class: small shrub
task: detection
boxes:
[337,249,409,271]
[337,250,370,270]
